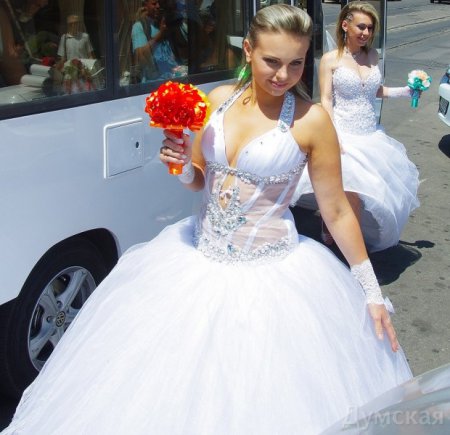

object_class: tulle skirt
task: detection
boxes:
[3,217,412,435]
[296,128,420,252]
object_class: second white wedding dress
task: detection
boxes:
[296,65,420,252]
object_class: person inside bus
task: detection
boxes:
[54,14,96,94]
[56,14,95,64]
[131,0,182,81]
[3,5,412,434]
[296,1,419,253]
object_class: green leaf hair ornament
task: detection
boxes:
[237,63,251,82]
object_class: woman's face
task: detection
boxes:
[244,31,309,97]
[342,11,374,48]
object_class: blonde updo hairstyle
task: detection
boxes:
[336,1,379,57]
[236,4,312,101]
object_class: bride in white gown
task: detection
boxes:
[296,1,420,253]
[3,5,412,435]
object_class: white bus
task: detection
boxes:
[0,0,386,398]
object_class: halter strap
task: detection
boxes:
[217,83,295,133]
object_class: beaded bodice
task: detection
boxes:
[194,86,307,263]
[332,65,382,135]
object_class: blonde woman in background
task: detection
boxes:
[297,1,419,252]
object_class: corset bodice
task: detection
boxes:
[195,86,308,263]
[332,65,382,135]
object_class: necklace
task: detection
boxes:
[344,47,368,87]
[345,47,361,60]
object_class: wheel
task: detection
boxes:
[0,238,109,399]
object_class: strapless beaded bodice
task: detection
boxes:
[333,65,382,135]
[194,86,307,263]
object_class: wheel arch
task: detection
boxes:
[0,228,118,398]
[75,228,119,273]
[18,228,118,304]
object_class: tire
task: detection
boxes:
[0,238,109,399]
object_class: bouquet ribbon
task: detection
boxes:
[145,81,210,175]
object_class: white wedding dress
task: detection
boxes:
[296,65,420,252]
[3,86,412,435]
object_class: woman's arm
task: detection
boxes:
[318,52,335,119]
[373,50,411,99]
[161,129,205,191]
[377,85,411,99]
[160,85,234,192]
[301,105,366,264]
[296,103,399,351]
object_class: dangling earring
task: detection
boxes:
[344,31,347,44]
[238,62,250,82]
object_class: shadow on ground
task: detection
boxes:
[370,243,423,285]
[292,206,426,285]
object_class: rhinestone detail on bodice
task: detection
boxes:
[332,66,382,135]
[194,85,306,264]
[206,161,305,185]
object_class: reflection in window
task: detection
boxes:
[119,0,244,87]
[258,0,292,9]
[0,0,105,105]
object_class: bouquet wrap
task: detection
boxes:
[145,81,210,175]
[407,70,431,108]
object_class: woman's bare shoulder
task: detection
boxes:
[292,99,335,152]
[320,50,339,69]
[207,85,236,110]
[321,49,339,64]
[294,99,331,128]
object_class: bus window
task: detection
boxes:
[119,0,244,87]
[0,0,105,105]
[258,0,293,9]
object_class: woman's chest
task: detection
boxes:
[202,113,305,177]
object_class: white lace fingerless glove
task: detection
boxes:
[351,259,384,305]
[177,160,195,184]
[387,86,411,98]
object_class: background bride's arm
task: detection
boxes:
[318,52,335,119]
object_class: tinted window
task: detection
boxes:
[0,0,105,106]
[118,0,244,87]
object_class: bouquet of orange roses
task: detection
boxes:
[145,81,210,175]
